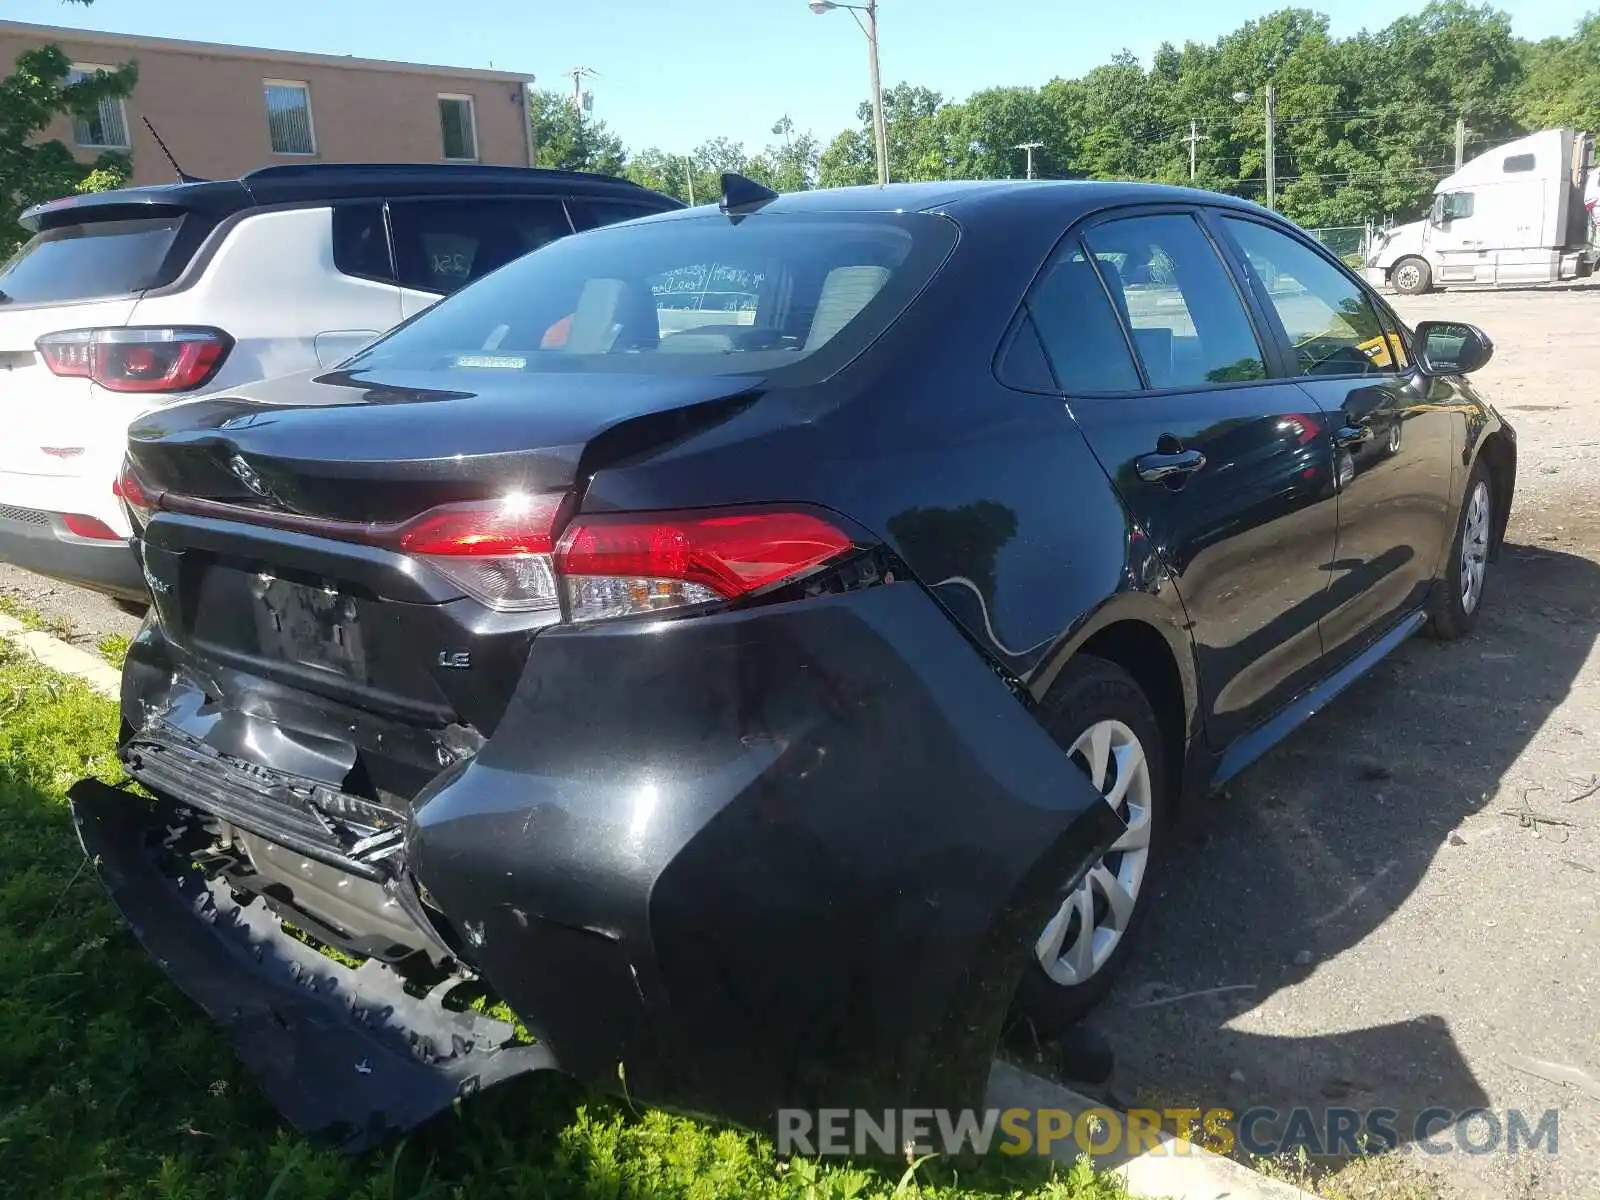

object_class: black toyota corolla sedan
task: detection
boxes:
[73,176,1514,1148]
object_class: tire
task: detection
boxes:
[1384,420,1403,457]
[1011,655,1171,1035]
[1428,460,1494,641]
[1391,256,1433,296]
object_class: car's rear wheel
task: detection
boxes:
[1428,460,1494,640]
[1391,256,1433,296]
[1013,655,1170,1034]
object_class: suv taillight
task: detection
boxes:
[37,327,232,393]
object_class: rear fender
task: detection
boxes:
[406,579,1123,1130]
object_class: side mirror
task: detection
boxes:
[1413,320,1494,376]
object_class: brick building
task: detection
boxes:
[0,19,536,188]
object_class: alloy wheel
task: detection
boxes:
[1035,719,1154,987]
[1460,479,1491,614]
[1395,263,1421,292]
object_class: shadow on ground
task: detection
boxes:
[1070,540,1600,1166]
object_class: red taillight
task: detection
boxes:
[396,494,562,557]
[62,513,121,540]
[115,459,159,527]
[37,327,232,393]
[394,494,565,613]
[554,509,853,622]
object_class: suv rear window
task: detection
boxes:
[342,211,958,382]
[0,216,182,306]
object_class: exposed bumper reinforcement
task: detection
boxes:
[68,778,559,1152]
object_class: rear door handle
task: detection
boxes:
[1135,448,1207,482]
[1335,423,1373,448]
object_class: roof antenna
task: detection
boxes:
[141,116,205,183]
[719,172,778,217]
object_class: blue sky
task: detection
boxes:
[9,0,1589,156]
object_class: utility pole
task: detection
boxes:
[566,66,596,112]
[1015,141,1044,180]
[1182,119,1201,181]
[864,0,888,186]
[1455,116,1466,169]
[1264,82,1277,210]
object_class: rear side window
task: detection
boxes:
[387,198,574,295]
[1082,213,1267,388]
[0,216,182,306]
[1222,217,1392,378]
[571,199,672,230]
[1025,243,1142,393]
[341,211,958,384]
[1504,153,1536,173]
[331,203,393,283]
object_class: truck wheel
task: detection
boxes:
[1391,256,1433,296]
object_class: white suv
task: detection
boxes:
[0,163,681,603]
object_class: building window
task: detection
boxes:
[264,80,316,155]
[68,64,130,149]
[439,94,478,161]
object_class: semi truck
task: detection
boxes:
[1363,127,1598,294]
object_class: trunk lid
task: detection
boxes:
[128,366,764,522]
[129,366,764,750]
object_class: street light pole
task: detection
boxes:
[1015,141,1043,180]
[1264,82,1277,210]
[809,0,888,187]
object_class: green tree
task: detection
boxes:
[528,88,627,176]
[1,35,136,258]
[745,116,819,193]
[1518,13,1600,135]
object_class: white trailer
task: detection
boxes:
[1363,128,1597,294]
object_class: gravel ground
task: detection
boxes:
[3,284,1600,1197]
[1084,284,1600,1200]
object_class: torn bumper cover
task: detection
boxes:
[69,780,555,1150]
[77,582,1121,1145]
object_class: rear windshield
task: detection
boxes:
[0,216,182,306]
[340,211,958,381]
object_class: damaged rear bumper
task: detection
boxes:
[68,779,556,1151]
[90,580,1121,1144]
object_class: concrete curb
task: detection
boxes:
[985,1061,1318,1200]
[0,612,122,698]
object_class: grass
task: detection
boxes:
[0,593,75,642]
[1253,1146,1449,1199]
[97,633,131,669]
[0,641,1129,1200]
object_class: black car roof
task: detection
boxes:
[630,178,1271,226]
[19,162,680,232]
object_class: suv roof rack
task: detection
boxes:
[240,162,651,189]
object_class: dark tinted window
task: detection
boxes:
[0,216,181,305]
[1083,214,1266,387]
[1223,218,1392,377]
[388,198,574,294]
[342,211,957,382]
[1504,153,1536,173]
[573,199,673,230]
[331,203,393,283]
[995,310,1059,393]
[1025,242,1141,393]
